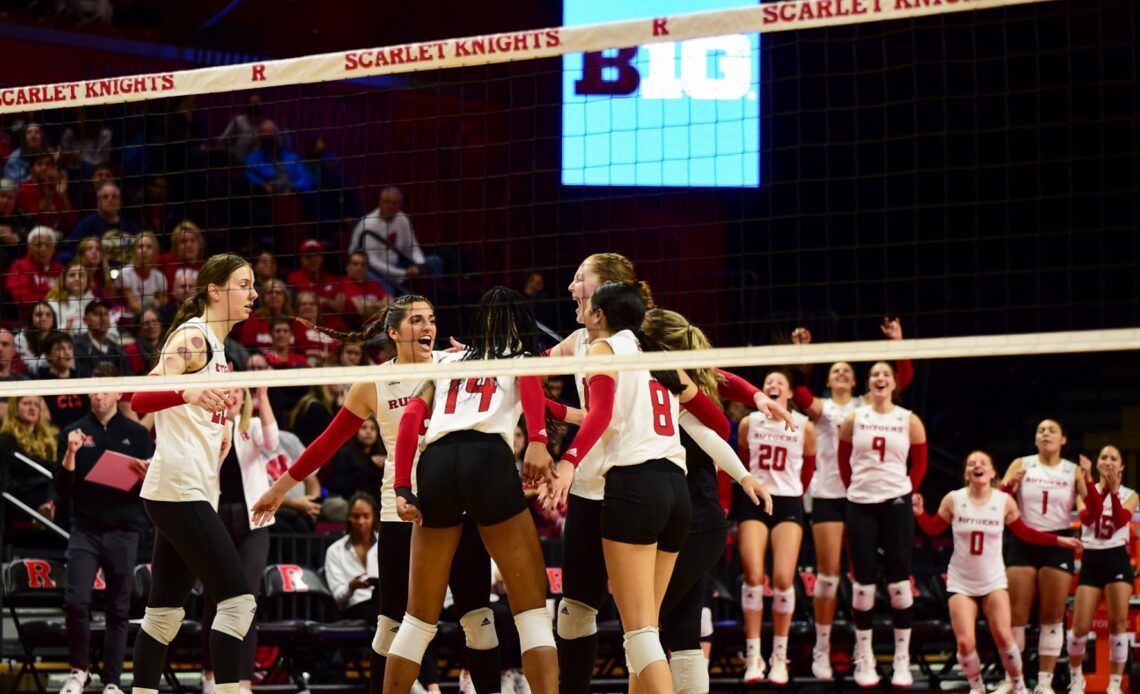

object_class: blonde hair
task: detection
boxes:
[1,396,59,461]
[584,253,654,309]
[641,308,719,403]
[45,261,91,302]
[170,220,204,261]
[238,387,253,435]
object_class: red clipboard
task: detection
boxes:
[84,450,143,491]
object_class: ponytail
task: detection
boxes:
[632,327,685,395]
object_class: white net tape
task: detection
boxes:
[2,327,1136,398]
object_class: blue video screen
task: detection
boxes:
[562,0,761,188]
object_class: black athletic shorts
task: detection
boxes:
[416,430,527,529]
[737,494,805,529]
[811,497,847,524]
[1078,547,1134,588]
[601,459,690,553]
[1004,529,1076,573]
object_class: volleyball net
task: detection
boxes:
[0,0,1136,469]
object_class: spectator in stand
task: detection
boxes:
[286,240,342,314]
[35,332,91,427]
[0,395,59,535]
[335,341,370,368]
[125,309,163,376]
[76,163,115,216]
[157,267,196,330]
[293,291,343,364]
[289,383,343,447]
[215,94,263,166]
[74,299,131,377]
[251,248,279,296]
[158,220,205,288]
[6,226,64,322]
[130,175,177,237]
[238,278,292,352]
[63,182,140,265]
[58,110,113,183]
[339,250,389,327]
[53,366,153,694]
[349,186,443,292]
[18,153,77,234]
[303,135,361,233]
[0,329,28,422]
[323,417,385,501]
[75,237,115,301]
[14,301,57,376]
[0,177,34,271]
[45,262,95,335]
[264,318,308,371]
[244,120,313,194]
[324,493,380,622]
[519,271,558,333]
[115,231,167,323]
[3,122,44,183]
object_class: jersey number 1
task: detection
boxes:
[648,381,675,436]
[443,378,497,414]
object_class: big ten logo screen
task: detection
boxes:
[562,0,760,188]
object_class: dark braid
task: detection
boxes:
[591,281,684,395]
[298,294,432,346]
[462,286,542,361]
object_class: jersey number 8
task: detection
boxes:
[648,381,675,436]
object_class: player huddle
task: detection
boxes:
[134,250,1133,694]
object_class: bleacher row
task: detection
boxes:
[6,549,1110,693]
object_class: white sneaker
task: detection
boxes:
[102,686,123,694]
[1010,681,1029,694]
[1068,677,1085,694]
[853,654,880,688]
[1032,684,1054,694]
[1106,686,1123,694]
[768,654,790,686]
[509,669,531,694]
[458,669,474,694]
[992,675,1014,694]
[811,647,833,680]
[891,654,913,688]
[410,681,429,694]
[59,671,89,694]
[970,688,987,694]
[500,670,518,694]
[201,673,216,694]
[743,653,766,683]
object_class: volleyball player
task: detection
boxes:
[913,450,1080,694]
[837,361,928,688]
[250,295,502,694]
[127,253,259,694]
[382,286,557,694]
[737,370,814,685]
[996,419,1087,694]
[1068,445,1135,694]
[556,282,731,694]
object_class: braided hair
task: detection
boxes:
[462,286,542,360]
[301,294,433,348]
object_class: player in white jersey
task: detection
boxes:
[558,282,732,694]
[382,287,556,694]
[250,295,501,694]
[912,451,1080,694]
[1068,445,1137,694]
[836,361,928,688]
[996,419,1088,694]
[128,254,259,694]
[732,370,814,685]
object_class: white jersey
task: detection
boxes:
[568,329,605,501]
[946,488,1009,597]
[142,317,231,507]
[1081,485,1134,550]
[1017,455,1077,531]
[746,410,809,497]
[591,330,684,474]
[846,405,913,504]
[809,397,858,500]
[373,352,444,523]
[423,352,520,450]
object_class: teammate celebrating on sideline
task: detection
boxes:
[837,361,928,688]
[913,451,1080,694]
[737,370,815,685]
[385,287,558,694]
[1068,445,1136,694]
[250,295,502,694]
[128,253,259,694]
[996,419,1087,694]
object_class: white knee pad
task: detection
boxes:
[211,594,257,641]
[1038,622,1063,657]
[388,614,438,665]
[772,587,795,615]
[141,606,185,645]
[556,598,598,640]
[814,574,839,600]
[623,626,666,675]
[741,583,764,612]
[1110,633,1130,664]
[669,649,709,694]
[460,607,499,651]
[852,582,876,612]
[699,607,713,640]
[887,580,913,610]
[513,607,556,653]
[1067,630,1088,659]
[373,615,401,656]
